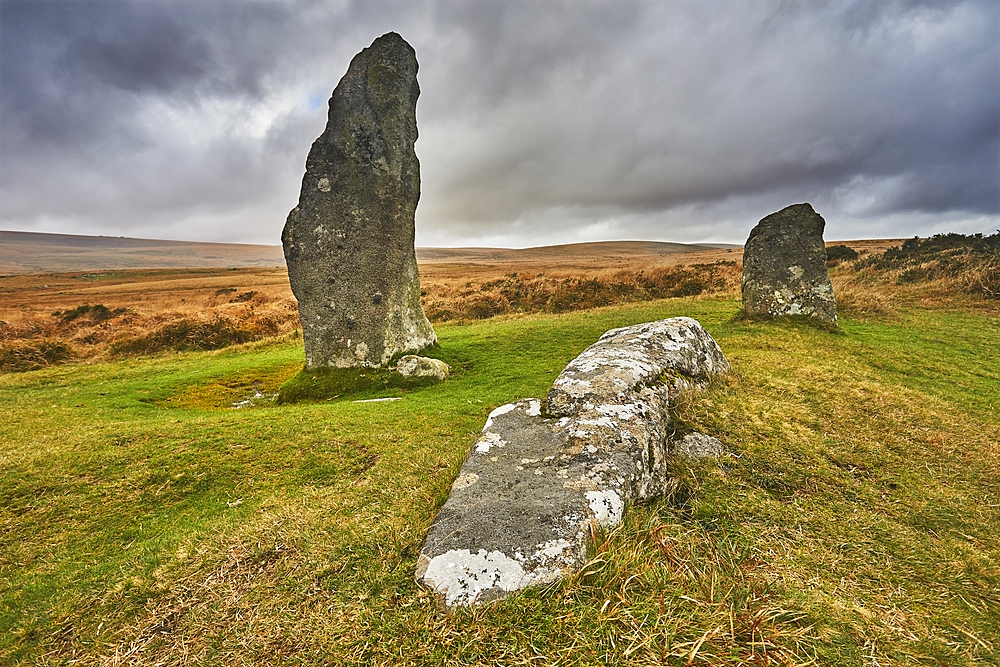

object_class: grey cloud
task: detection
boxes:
[0,0,997,246]
[415,0,999,241]
[1,0,294,148]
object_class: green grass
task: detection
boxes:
[1,296,997,665]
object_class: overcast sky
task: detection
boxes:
[1,0,997,247]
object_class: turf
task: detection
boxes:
[1,295,997,665]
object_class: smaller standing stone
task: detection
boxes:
[741,203,837,323]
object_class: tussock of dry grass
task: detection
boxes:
[422,262,741,321]
[829,276,899,320]
[0,290,300,371]
[0,260,743,370]
[557,512,820,665]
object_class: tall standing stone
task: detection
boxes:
[741,203,837,323]
[282,32,436,368]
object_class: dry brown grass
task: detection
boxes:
[422,262,742,321]
[832,263,1000,321]
[7,238,960,371]
[0,268,300,370]
[835,232,1000,317]
[0,247,747,369]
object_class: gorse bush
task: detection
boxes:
[0,339,73,372]
[52,303,129,323]
[853,232,1000,300]
[109,314,285,356]
[825,244,858,265]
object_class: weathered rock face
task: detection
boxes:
[396,355,449,381]
[741,203,837,323]
[673,432,724,459]
[416,317,729,606]
[282,32,436,368]
[547,318,731,418]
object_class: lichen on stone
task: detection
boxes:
[417,317,731,606]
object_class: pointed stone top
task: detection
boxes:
[748,203,824,239]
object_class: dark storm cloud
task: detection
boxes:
[2,1,285,146]
[1,0,997,246]
[414,0,1000,241]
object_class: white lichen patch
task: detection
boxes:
[586,489,624,527]
[595,403,641,420]
[535,538,576,564]
[452,473,479,490]
[484,403,517,430]
[553,378,593,397]
[422,549,527,606]
[525,399,542,417]
[565,351,657,380]
[475,432,506,454]
[421,547,571,606]
[576,416,616,428]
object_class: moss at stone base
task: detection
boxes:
[276,365,439,404]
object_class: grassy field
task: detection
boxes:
[2,282,998,665]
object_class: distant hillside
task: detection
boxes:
[416,240,736,264]
[0,231,740,275]
[0,231,285,274]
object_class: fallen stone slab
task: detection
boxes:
[546,317,731,418]
[416,317,729,606]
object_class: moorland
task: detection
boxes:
[1,233,997,666]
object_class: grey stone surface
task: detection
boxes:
[547,317,731,417]
[741,203,837,323]
[282,32,435,368]
[672,432,724,459]
[396,355,449,380]
[416,317,729,606]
